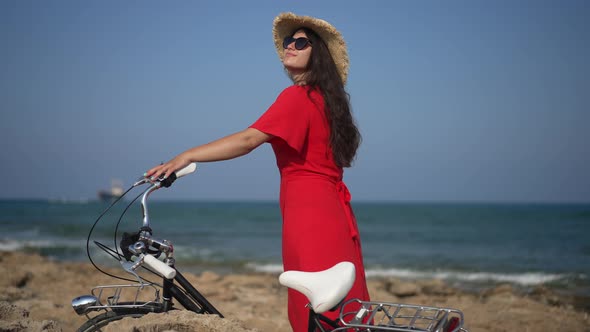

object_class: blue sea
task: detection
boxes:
[1,198,589,301]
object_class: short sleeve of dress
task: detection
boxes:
[250,86,311,155]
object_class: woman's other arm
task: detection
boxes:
[145,128,271,179]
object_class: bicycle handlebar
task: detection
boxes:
[160,163,198,188]
[142,254,176,279]
[134,163,198,188]
[137,163,198,228]
[121,163,198,278]
[174,163,198,179]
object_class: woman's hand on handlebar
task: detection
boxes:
[145,155,191,181]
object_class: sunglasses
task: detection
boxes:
[282,36,312,50]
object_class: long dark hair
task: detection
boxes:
[293,27,361,168]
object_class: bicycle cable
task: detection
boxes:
[86,183,162,284]
[86,186,148,283]
[113,192,141,262]
[112,190,162,284]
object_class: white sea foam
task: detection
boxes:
[244,263,569,286]
[245,263,284,273]
[0,235,578,289]
[365,267,568,286]
[0,238,86,252]
[0,239,25,251]
[173,244,216,260]
[0,239,55,251]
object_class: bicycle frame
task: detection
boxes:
[163,265,223,316]
[138,181,223,316]
[131,179,223,316]
[308,309,341,332]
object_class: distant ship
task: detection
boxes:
[97,179,124,201]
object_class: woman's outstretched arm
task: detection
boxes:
[145,127,272,180]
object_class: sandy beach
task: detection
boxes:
[0,251,588,332]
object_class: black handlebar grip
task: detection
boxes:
[160,173,177,188]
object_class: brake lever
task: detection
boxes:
[133,176,151,187]
[120,241,148,285]
[120,260,144,285]
[133,174,174,188]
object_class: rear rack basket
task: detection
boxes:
[337,299,466,332]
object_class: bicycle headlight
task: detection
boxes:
[72,295,98,315]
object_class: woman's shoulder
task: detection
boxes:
[277,85,322,103]
[278,85,308,97]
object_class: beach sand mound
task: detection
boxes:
[102,311,258,332]
[0,301,62,332]
[0,251,588,332]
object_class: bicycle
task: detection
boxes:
[71,163,468,332]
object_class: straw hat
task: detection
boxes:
[272,12,349,84]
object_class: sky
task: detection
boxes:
[1,1,589,203]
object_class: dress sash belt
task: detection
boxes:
[336,181,359,240]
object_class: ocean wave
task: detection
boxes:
[244,263,576,287]
[0,238,57,251]
[2,236,584,290]
[0,238,87,253]
[365,267,573,286]
[245,263,284,273]
[171,245,218,261]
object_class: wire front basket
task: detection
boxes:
[87,283,161,311]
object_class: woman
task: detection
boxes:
[146,12,370,331]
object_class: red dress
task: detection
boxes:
[251,85,370,332]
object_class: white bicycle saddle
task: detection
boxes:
[279,261,356,314]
